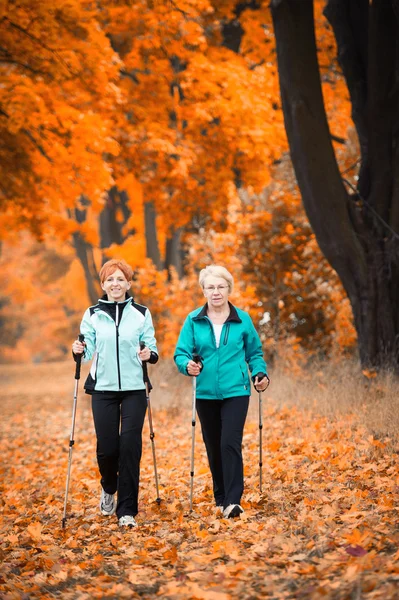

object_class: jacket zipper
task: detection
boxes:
[115,303,121,390]
[223,323,230,345]
[207,318,222,398]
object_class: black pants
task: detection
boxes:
[196,395,249,509]
[91,391,147,518]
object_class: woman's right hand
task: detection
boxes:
[187,360,202,376]
[72,339,85,355]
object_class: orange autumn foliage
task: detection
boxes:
[0,0,120,238]
[0,0,358,367]
[100,0,285,236]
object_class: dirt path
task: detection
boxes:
[1,361,399,599]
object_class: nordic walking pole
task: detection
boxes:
[190,353,202,512]
[140,341,161,505]
[62,333,85,528]
[259,389,263,493]
[256,374,270,494]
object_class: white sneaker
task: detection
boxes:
[118,515,137,528]
[99,488,116,516]
[223,504,244,519]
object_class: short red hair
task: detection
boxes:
[99,259,133,283]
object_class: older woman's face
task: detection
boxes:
[203,275,230,308]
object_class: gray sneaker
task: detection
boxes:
[99,488,116,516]
[118,515,137,528]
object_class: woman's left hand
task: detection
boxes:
[139,346,151,362]
[255,375,270,392]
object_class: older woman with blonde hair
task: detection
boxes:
[174,265,269,518]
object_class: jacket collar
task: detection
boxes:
[96,295,132,324]
[193,301,241,323]
[98,294,132,305]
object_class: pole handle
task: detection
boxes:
[139,341,153,392]
[255,373,270,392]
[74,334,85,380]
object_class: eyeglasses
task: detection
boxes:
[204,285,229,292]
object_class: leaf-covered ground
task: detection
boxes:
[1,362,399,599]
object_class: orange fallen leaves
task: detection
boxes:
[26,522,43,542]
[1,362,399,599]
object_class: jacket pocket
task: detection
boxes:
[129,345,141,365]
[240,364,248,391]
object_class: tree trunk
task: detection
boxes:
[323,0,370,198]
[165,228,183,279]
[72,232,100,305]
[70,202,101,305]
[144,201,162,269]
[221,1,261,52]
[100,186,132,249]
[271,0,399,369]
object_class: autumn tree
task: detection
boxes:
[0,1,285,294]
[101,0,284,275]
[181,154,357,367]
[271,0,399,370]
[0,0,362,363]
[0,0,120,237]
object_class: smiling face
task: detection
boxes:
[202,275,230,310]
[101,268,131,302]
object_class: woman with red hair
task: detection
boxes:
[72,259,158,529]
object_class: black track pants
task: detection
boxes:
[91,390,147,518]
[196,395,249,509]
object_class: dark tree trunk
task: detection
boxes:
[72,232,100,305]
[221,1,261,52]
[165,228,183,279]
[144,201,162,269]
[69,201,101,305]
[100,186,133,250]
[323,0,370,197]
[271,0,399,369]
[144,201,184,276]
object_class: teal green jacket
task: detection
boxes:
[174,303,267,400]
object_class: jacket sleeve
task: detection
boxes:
[174,315,195,376]
[244,313,268,378]
[139,309,158,361]
[80,308,96,363]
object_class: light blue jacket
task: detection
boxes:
[174,303,267,400]
[80,296,158,392]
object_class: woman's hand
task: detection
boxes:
[72,339,85,355]
[187,360,202,376]
[254,375,270,392]
[139,346,151,362]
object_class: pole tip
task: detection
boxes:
[61,518,66,528]
[156,497,161,505]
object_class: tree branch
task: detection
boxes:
[0,104,52,161]
[3,18,82,80]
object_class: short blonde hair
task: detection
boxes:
[99,259,133,283]
[199,265,234,293]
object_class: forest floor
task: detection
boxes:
[1,359,399,599]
